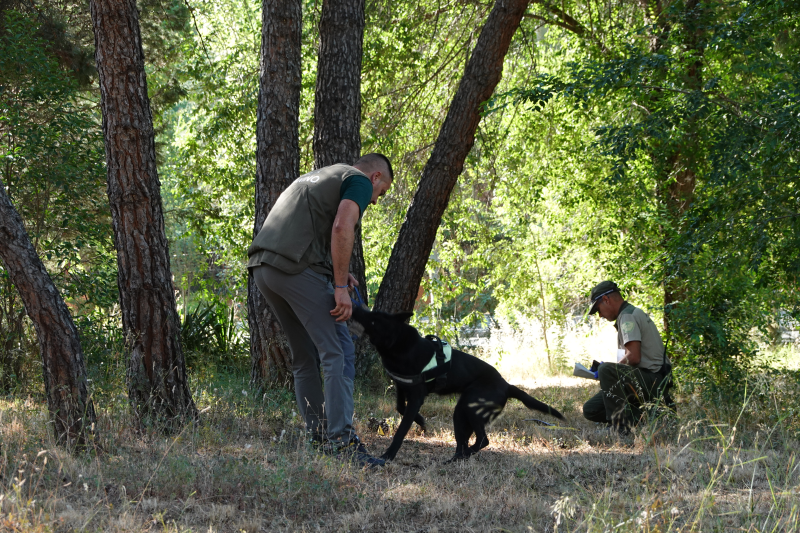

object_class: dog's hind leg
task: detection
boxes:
[396,388,426,433]
[467,409,493,456]
[468,415,489,455]
[447,397,475,462]
[465,391,506,457]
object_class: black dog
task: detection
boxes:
[352,307,565,462]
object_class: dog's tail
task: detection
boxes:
[508,385,565,420]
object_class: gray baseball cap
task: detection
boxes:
[589,280,619,315]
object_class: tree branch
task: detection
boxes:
[524,0,611,53]
[526,0,585,35]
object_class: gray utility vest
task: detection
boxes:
[247,164,366,276]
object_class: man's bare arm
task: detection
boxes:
[620,340,642,366]
[330,199,360,322]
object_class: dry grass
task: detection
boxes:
[2,347,800,532]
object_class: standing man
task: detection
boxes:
[582,281,672,434]
[248,153,393,467]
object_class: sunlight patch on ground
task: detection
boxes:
[758,342,800,370]
[470,315,621,384]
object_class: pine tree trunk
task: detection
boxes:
[90,0,196,427]
[248,0,302,388]
[311,0,376,374]
[313,0,367,299]
[374,0,529,314]
[0,179,96,446]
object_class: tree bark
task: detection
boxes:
[313,0,367,299]
[374,0,529,314]
[0,179,96,446]
[90,0,197,427]
[248,0,302,388]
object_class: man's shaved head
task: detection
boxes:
[354,153,393,182]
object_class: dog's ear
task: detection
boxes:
[393,311,413,323]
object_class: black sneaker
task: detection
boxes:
[335,436,386,468]
[307,431,335,454]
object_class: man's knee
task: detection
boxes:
[293,361,321,381]
[583,404,606,423]
[583,393,608,423]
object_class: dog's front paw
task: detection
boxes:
[379,453,393,462]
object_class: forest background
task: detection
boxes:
[2,0,798,397]
[2,0,800,530]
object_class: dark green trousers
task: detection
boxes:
[583,363,666,427]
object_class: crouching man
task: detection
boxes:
[583,281,673,434]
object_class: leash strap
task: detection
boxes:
[349,286,366,308]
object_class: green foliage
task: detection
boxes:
[0,11,113,391]
[496,0,800,393]
[156,0,267,328]
[181,301,248,371]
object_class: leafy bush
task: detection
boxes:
[181,300,248,371]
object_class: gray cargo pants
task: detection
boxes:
[252,264,356,445]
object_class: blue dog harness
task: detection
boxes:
[384,335,452,391]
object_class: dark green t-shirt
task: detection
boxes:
[340,175,372,215]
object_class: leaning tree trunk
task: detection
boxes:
[313,0,367,299]
[91,0,196,427]
[374,0,530,314]
[0,179,96,446]
[248,0,302,388]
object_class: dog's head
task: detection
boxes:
[351,306,418,355]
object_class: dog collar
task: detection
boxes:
[385,336,452,387]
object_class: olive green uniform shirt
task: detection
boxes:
[615,302,669,373]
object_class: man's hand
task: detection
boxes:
[331,287,352,322]
[330,273,359,321]
[330,200,360,322]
